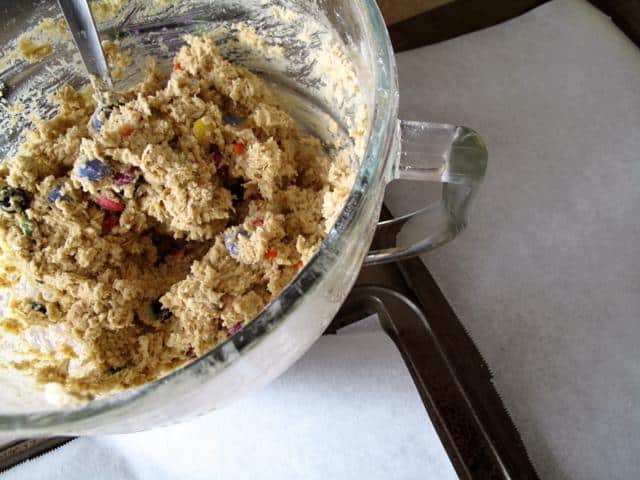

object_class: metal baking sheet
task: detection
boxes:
[333,258,540,480]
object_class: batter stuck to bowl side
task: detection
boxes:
[0,35,355,398]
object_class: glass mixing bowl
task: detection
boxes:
[0,0,486,434]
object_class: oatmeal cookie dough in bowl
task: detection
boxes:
[0,34,354,398]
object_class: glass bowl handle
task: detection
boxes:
[364,120,488,265]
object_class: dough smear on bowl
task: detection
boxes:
[0,35,355,398]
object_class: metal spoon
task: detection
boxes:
[56,0,120,113]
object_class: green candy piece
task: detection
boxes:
[21,215,32,238]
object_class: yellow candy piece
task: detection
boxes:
[193,116,214,144]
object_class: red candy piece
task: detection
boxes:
[253,218,264,228]
[265,249,277,260]
[102,213,119,235]
[233,142,245,155]
[96,195,125,212]
[121,127,134,137]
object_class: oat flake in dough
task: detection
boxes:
[0,35,355,398]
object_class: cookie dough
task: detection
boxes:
[0,35,354,397]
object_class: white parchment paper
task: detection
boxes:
[1,319,456,480]
[386,1,640,478]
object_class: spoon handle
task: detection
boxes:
[57,0,113,89]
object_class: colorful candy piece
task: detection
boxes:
[224,227,250,257]
[91,105,113,132]
[113,169,137,186]
[48,185,72,203]
[233,142,246,155]
[224,231,240,257]
[95,195,125,212]
[121,127,135,137]
[229,322,243,335]
[223,114,244,126]
[0,186,29,213]
[31,301,47,314]
[265,248,278,260]
[193,117,213,143]
[78,159,111,182]
[102,213,119,235]
[20,214,32,238]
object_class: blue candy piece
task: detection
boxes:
[224,231,239,257]
[91,105,113,132]
[223,114,244,126]
[48,185,71,203]
[224,228,249,257]
[78,159,112,182]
